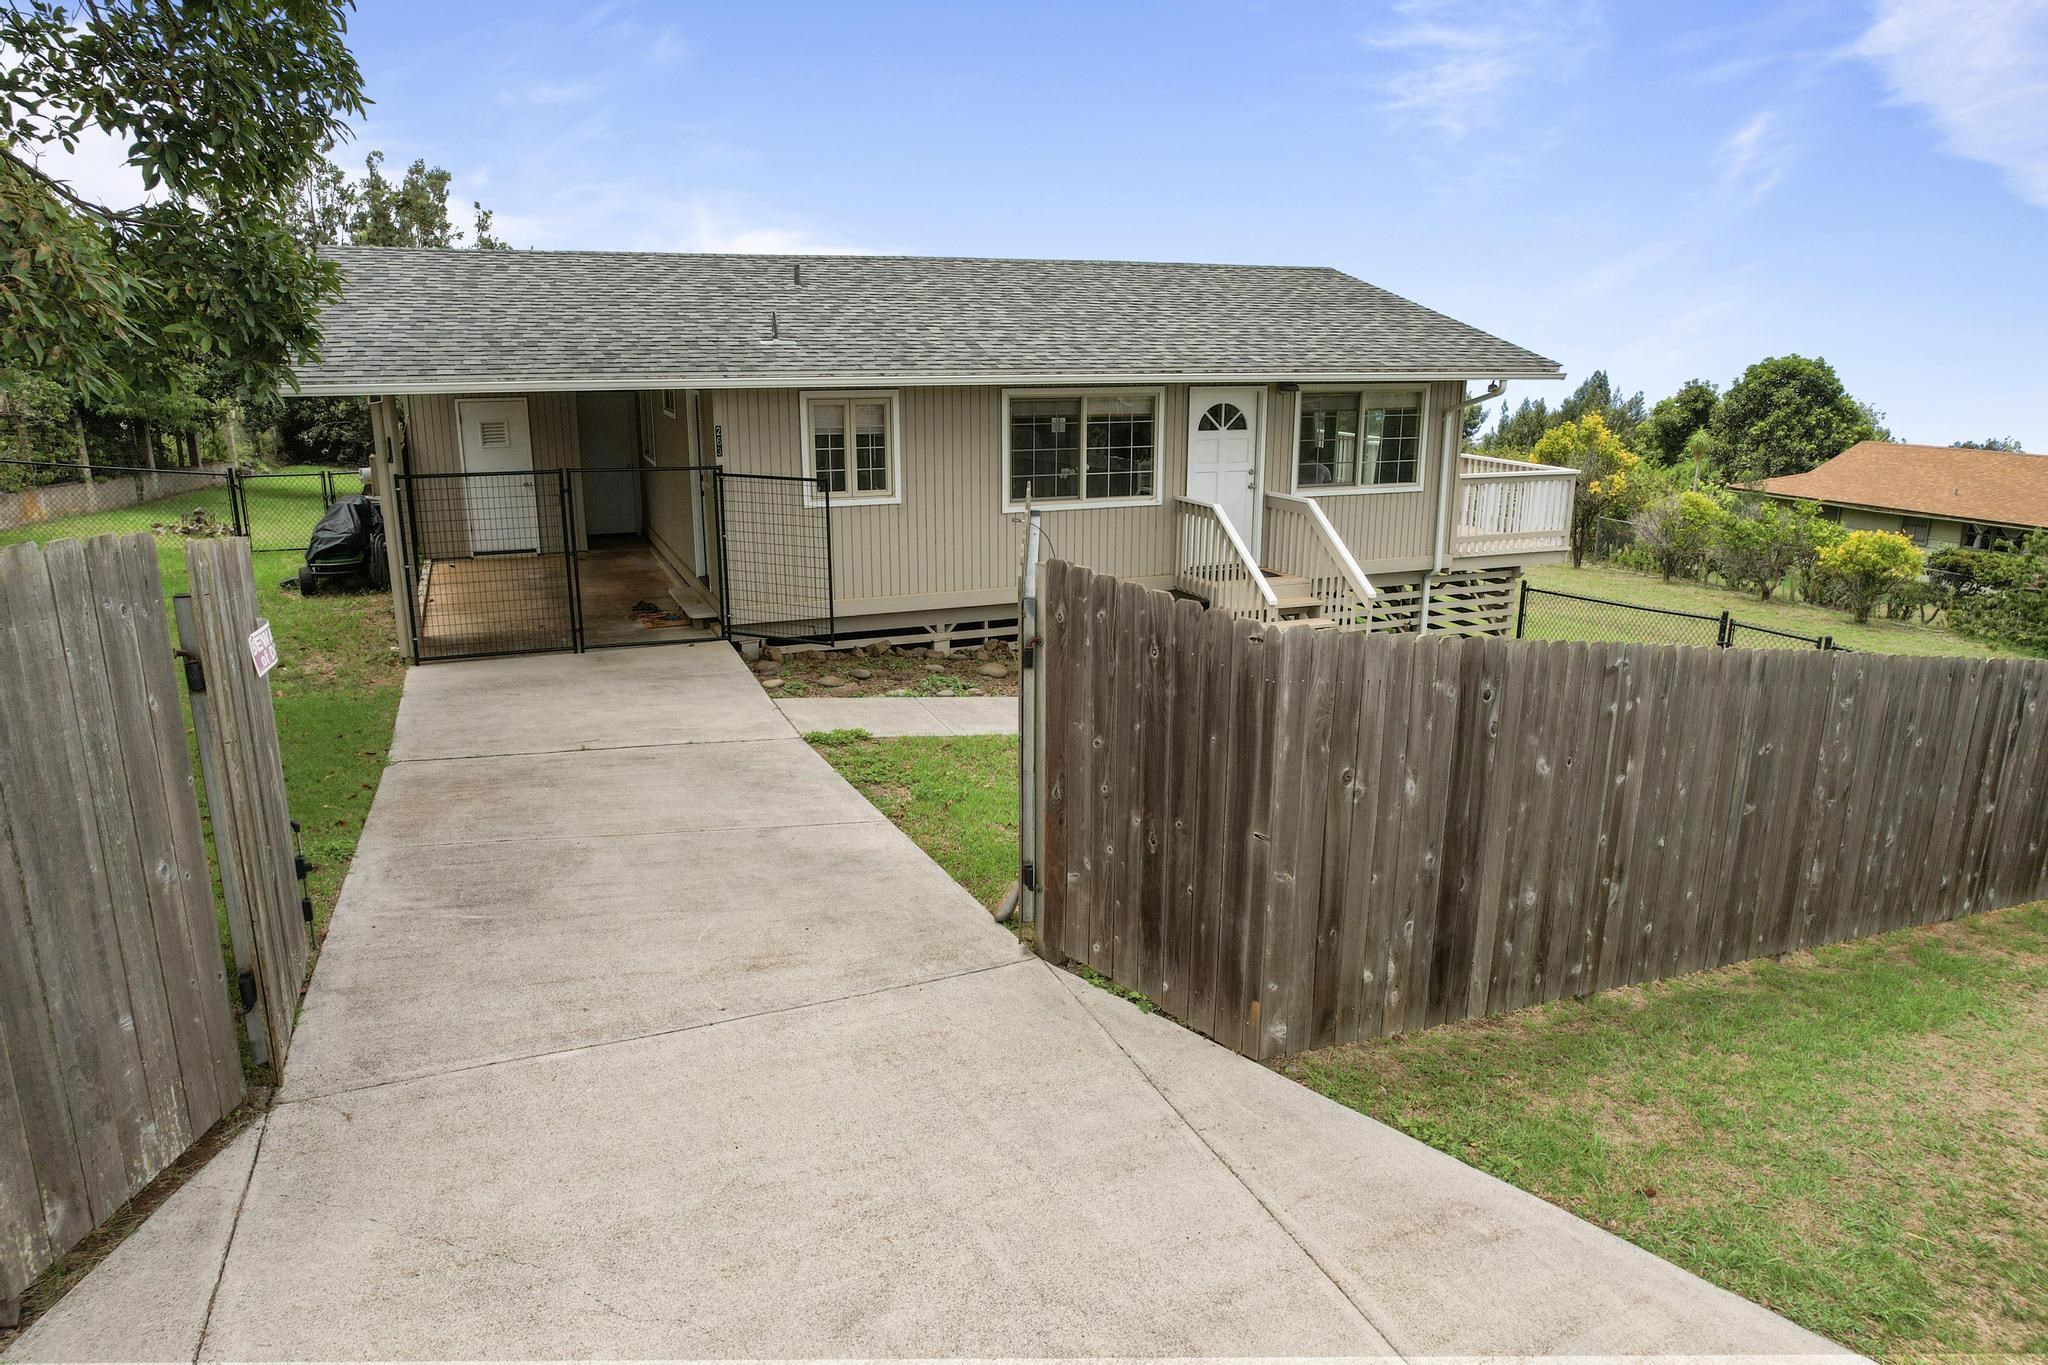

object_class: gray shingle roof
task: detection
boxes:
[292,248,1560,395]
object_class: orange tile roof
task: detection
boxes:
[1751,441,2048,528]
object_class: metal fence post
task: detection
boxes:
[1717,610,1733,648]
[1017,509,1043,929]
[558,469,583,653]
[1515,577,1530,639]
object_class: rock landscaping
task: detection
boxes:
[753,640,1022,698]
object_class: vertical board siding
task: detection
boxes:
[715,385,1189,610]
[1038,561,2048,1060]
[0,536,244,1307]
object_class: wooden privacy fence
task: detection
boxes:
[177,539,311,1072]
[1034,561,2048,1061]
[0,536,245,1311]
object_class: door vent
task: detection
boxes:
[478,419,511,447]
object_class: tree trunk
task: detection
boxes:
[72,414,93,483]
[138,423,156,470]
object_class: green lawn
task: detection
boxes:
[1523,561,2025,658]
[806,729,1019,909]
[815,729,2047,1361]
[1284,906,2048,1361]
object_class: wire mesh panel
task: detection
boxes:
[716,470,833,643]
[1728,620,1837,651]
[1517,583,1726,648]
[239,468,367,552]
[0,458,239,546]
[395,469,578,661]
[569,465,721,650]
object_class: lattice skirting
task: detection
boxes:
[1363,567,1520,636]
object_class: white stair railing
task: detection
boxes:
[1456,454,1578,556]
[1175,497,1279,623]
[1261,492,1377,630]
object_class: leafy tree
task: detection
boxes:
[1952,436,2026,452]
[1557,369,1646,446]
[0,1,366,405]
[1530,413,1644,568]
[1816,530,1923,624]
[1482,396,1552,454]
[1632,486,1727,582]
[348,151,502,249]
[1634,379,1719,466]
[1711,498,1840,602]
[1707,355,1880,483]
[1948,532,2048,651]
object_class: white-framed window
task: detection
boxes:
[1002,388,1163,510]
[1294,385,1427,493]
[662,389,677,418]
[801,390,900,505]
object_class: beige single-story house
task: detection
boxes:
[1751,440,2048,551]
[293,249,1575,660]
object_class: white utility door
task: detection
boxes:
[456,398,539,554]
[1186,387,1262,548]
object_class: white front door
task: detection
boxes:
[1186,387,1262,547]
[456,398,539,554]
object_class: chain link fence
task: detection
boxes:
[1517,581,1846,651]
[0,458,364,555]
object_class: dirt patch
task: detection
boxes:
[751,642,1021,699]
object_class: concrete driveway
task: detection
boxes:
[11,645,1846,1361]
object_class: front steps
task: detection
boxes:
[1263,572,1338,629]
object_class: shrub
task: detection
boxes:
[1530,413,1645,568]
[1711,498,1838,601]
[1816,531,1924,624]
[1631,488,1727,581]
[1948,532,2048,652]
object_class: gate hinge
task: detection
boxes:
[174,648,205,693]
[295,853,312,880]
[1021,860,1038,892]
[301,895,315,924]
[236,970,257,1010]
[1020,644,1035,670]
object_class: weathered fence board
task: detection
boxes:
[0,535,243,1309]
[1036,561,2048,1060]
[178,539,310,1072]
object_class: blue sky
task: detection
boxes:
[86,0,2048,445]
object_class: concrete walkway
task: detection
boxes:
[11,645,1845,1361]
[775,693,1017,736]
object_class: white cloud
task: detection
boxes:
[1856,0,2048,207]
[23,124,154,209]
[502,80,599,108]
[1364,0,1604,137]
[480,182,867,255]
[1715,110,1789,206]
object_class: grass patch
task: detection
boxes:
[807,729,1019,909]
[1282,905,2048,1360]
[1524,561,2026,658]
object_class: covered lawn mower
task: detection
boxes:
[295,494,389,595]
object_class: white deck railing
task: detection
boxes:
[1456,453,1578,557]
[1175,498,1278,623]
[1262,492,1376,630]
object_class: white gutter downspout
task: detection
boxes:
[1420,380,1507,634]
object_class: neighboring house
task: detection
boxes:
[294,248,1575,660]
[1750,441,2048,551]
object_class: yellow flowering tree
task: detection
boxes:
[1530,413,1644,567]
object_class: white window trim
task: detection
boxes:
[1000,386,1168,513]
[1289,384,1431,497]
[801,389,903,507]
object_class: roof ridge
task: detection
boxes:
[318,244,1348,273]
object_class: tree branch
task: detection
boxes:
[0,143,144,224]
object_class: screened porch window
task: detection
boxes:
[1296,387,1425,490]
[1007,392,1157,505]
[806,394,896,502]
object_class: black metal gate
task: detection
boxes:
[390,465,834,662]
[715,470,835,644]
[393,469,580,662]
